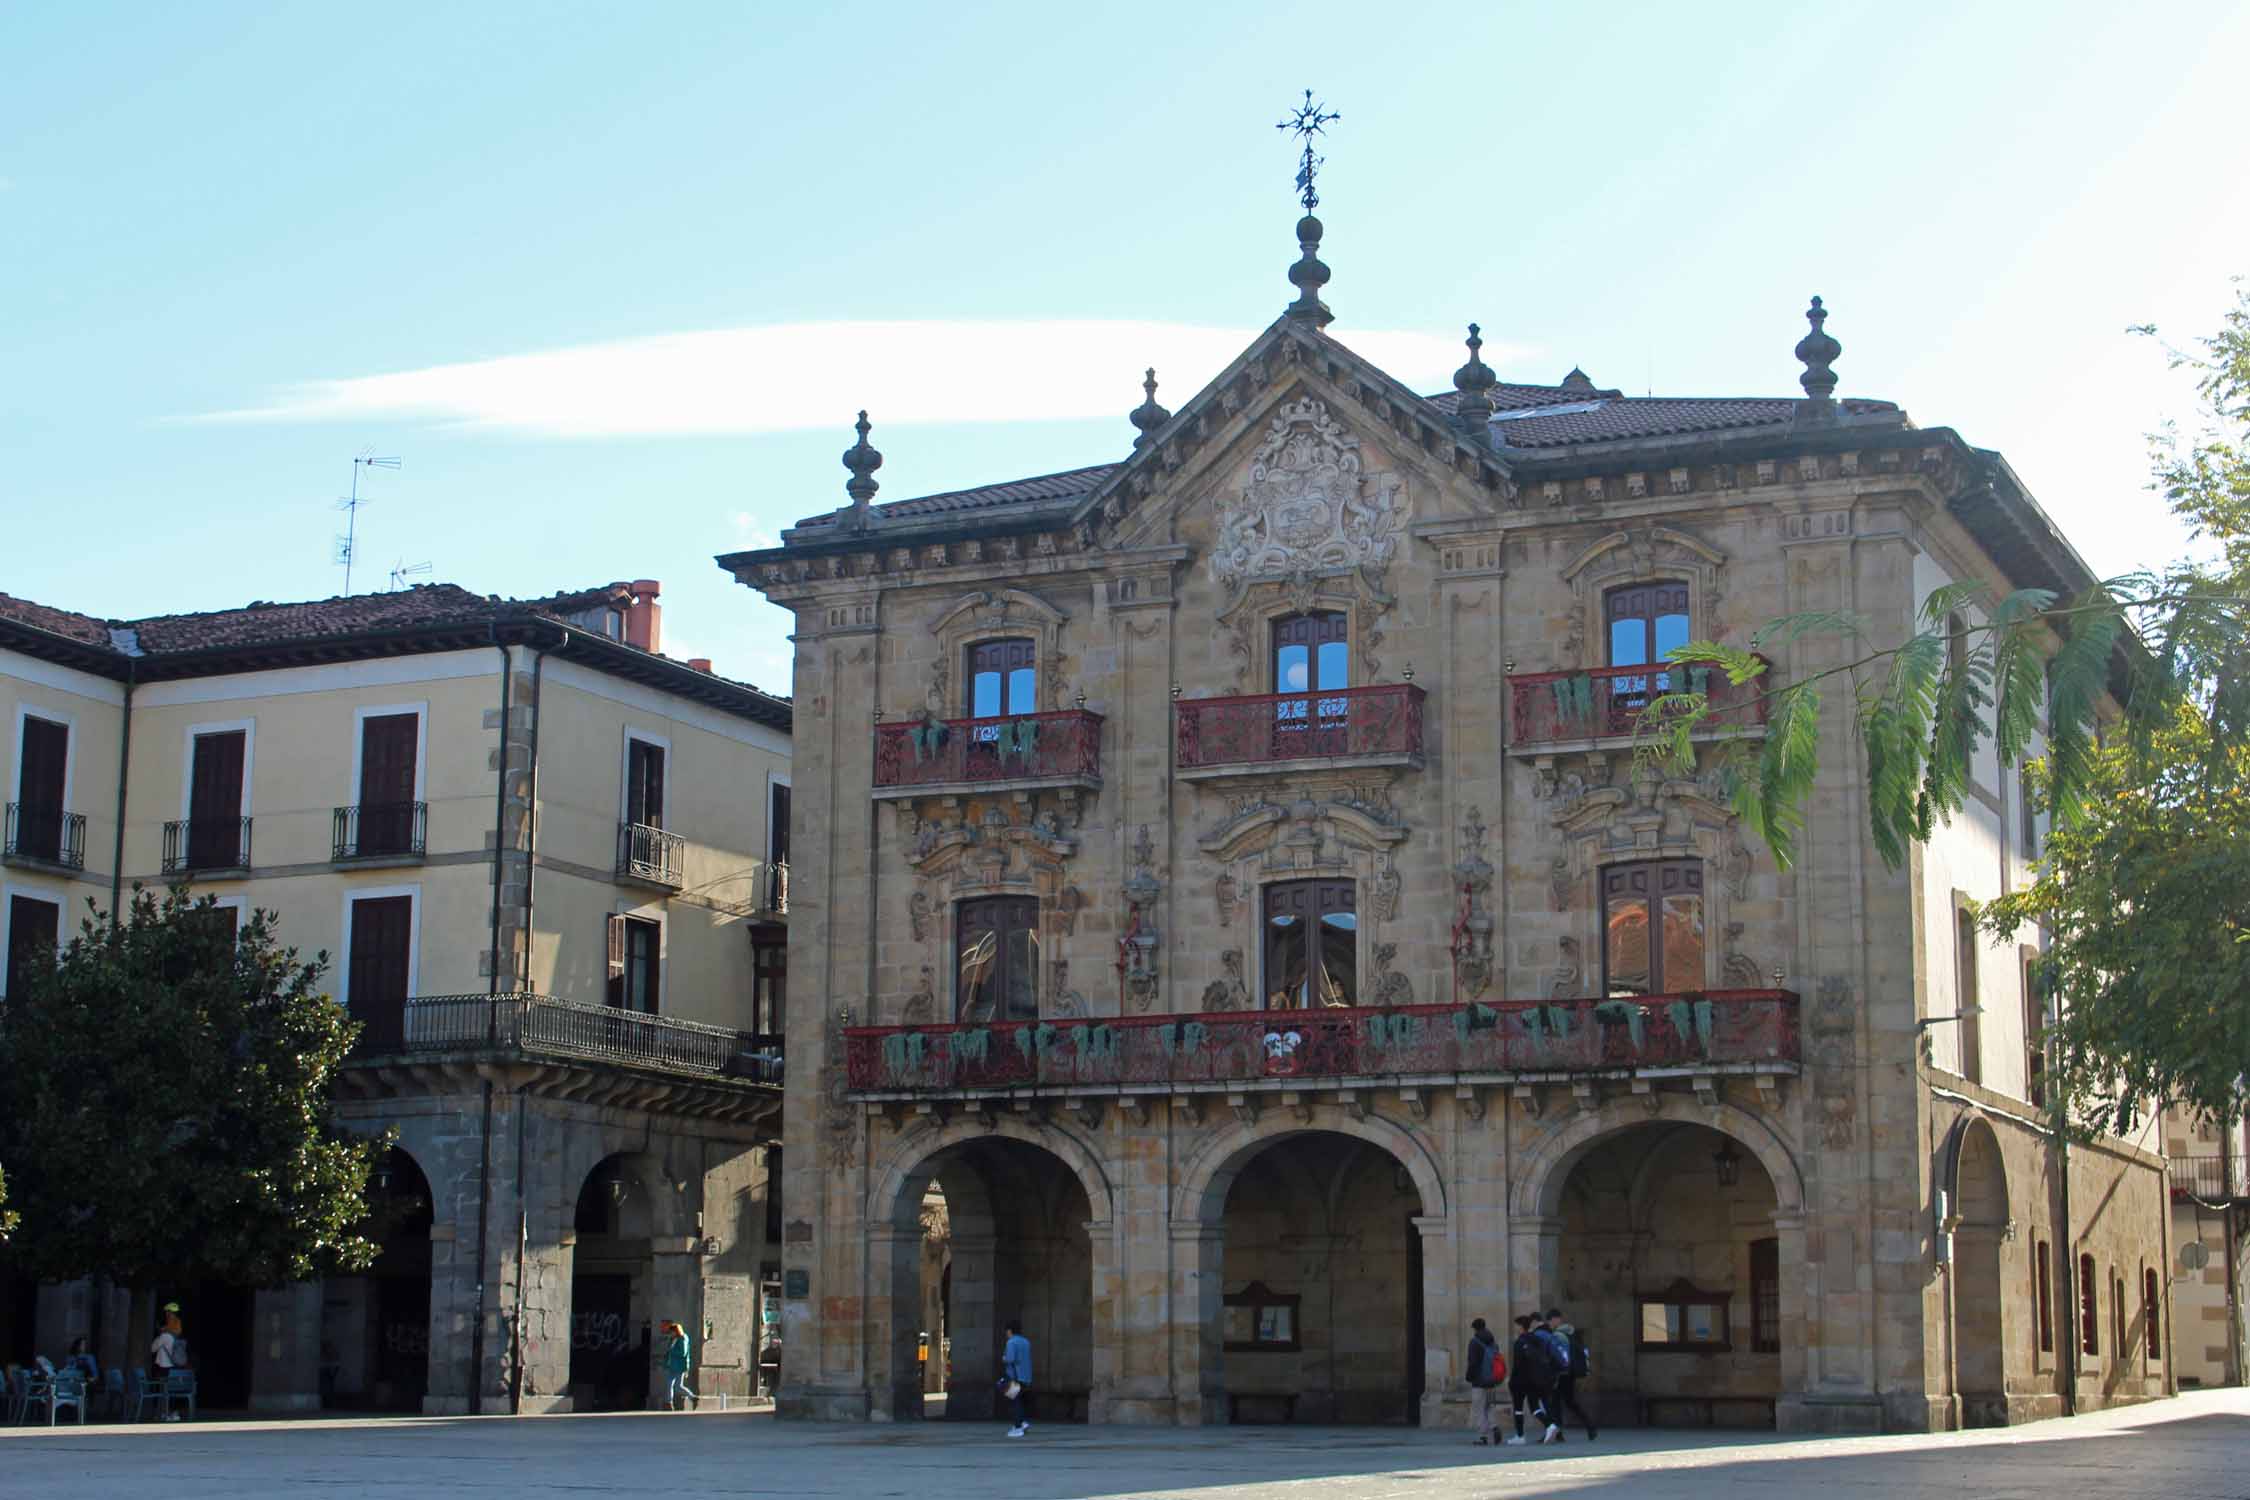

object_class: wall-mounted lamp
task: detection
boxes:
[1074,689,1087,711]
[1403,663,1415,684]
[1504,657,1516,674]
[1711,1142,1743,1188]
[1170,682,1181,700]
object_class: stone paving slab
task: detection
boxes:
[0,1389,2243,1498]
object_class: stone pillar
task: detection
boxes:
[1085,1218,1119,1422]
[249,1282,325,1411]
[511,1213,574,1414]
[646,1237,704,1411]
[423,1222,474,1415]
[945,1233,998,1419]
[1169,1222,1225,1424]
[1415,1215,1460,1428]
[1772,1209,1812,1404]
[866,1224,923,1421]
[1507,1214,1564,1313]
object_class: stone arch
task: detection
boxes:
[1942,1110,2012,1423]
[1512,1094,1804,1220]
[1175,1107,1447,1225]
[1940,1111,2010,1229]
[869,1114,1116,1232]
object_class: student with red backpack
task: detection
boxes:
[1464,1318,1506,1445]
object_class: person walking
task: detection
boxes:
[1000,1320,1033,1437]
[1464,1318,1506,1445]
[1543,1309,1597,1440]
[149,1305,189,1422]
[1506,1313,1557,1445]
[659,1320,696,1411]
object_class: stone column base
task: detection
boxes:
[777,1383,873,1421]
[1775,1393,1888,1434]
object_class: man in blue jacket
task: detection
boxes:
[1001,1321,1033,1437]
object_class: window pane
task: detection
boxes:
[1640,1303,1668,1344]
[1317,909,1357,1007]
[1660,889,1705,991]
[1276,643,1311,694]
[1265,914,1308,1009]
[1605,900,1650,996]
[971,671,1002,719]
[1006,666,1036,715]
[1609,618,1648,667]
[1315,640,1349,691]
[957,926,999,1021]
[1003,919,1039,1021]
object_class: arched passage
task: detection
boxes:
[1522,1109,1801,1429]
[869,1122,1111,1423]
[568,1153,662,1411]
[1947,1115,2011,1425]
[316,1146,439,1410]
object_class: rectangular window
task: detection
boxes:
[1956,908,1982,1086]
[2018,769,2038,858]
[187,729,247,869]
[1606,580,1690,700]
[752,932,787,1036]
[357,712,420,856]
[4,893,61,1000]
[1271,611,1351,755]
[1750,1237,1780,1353]
[768,783,792,868]
[2035,1240,2054,1354]
[967,639,1037,720]
[2113,1271,2125,1358]
[14,714,69,862]
[955,896,1038,1022]
[1262,879,1356,1009]
[606,915,660,1013]
[346,895,414,1050]
[1601,860,1705,996]
[625,738,666,830]
[2079,1251,2098,1356]
[2024,957,2046,1109]
[1222,1281,1302,1352]
[2144,1267,2161,1360]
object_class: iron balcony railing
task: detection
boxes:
[872,708,1104,791]
[1507,659,1772,748]
[161,816,252,875]
[351,992,782,1081]
[844,988,1799,1092]
[617,821,686,887]
[762,860,790,915]
[1174,683,1425,770]
[2169,1154,2250,1202]
[3,802,86,869]
[333,801,428,861]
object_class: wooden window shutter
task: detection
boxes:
[607,913,626,979]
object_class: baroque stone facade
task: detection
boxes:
[722,240,2173,1431]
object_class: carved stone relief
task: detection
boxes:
[900,966,936,1024]
[1450,807,1496,998]
[907,888,934,942]
[1199,949,1250,1012]
[1120,824,1162,1011]
[1721,923,1765,989]
[1369,942,1412,1006]
[821,1009,859,1159]
[1550,937,1581,999]
[1208,395,1409,601]
[1810,975,1858,1148]
[1215,870,1240,928]
[1369,855,1402,923]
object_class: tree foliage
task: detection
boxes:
[1646,282,2250,1130]
[0,887,383,1289]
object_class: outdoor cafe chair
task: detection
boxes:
[45,1369,87,1425]
[131,1369,165,1422]
[161,1369,198,1421]
[102,1366,125,1419]
[18,1366,55,1424]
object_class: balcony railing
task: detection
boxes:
[843,989,1799,1092]
[1507,659,1771,749]
[333,801,428,861]
[617,821,685,887]
[1174,683,1426,771]
[761,860,790,915]
[351,992,782,1082]
[3,802,86,869]
[2169,1154,2250,1202]
[871,708,1104,792]
[161,816,252,875]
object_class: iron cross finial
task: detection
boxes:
[1276,89,1340,212]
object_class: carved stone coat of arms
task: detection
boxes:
[1210,397,1407,598]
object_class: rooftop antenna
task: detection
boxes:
[388,558,433,592]
[334,454,401,594]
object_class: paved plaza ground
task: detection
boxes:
[1,1388,2244,1498]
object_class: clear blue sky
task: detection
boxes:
[4,2,2244,695]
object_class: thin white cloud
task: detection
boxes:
[193,320,1507,438]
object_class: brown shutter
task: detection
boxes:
[347,896,412,1049]
[607,913,626,977]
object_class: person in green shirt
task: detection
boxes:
[659,1320,696,1411]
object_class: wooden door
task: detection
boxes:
[187,730,246,868]
[5,894,60,999]
[14,716,68,862]
[348,895,414,1049]
[358,713,419,855]
[626,740,665,829]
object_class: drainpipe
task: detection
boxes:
[470,626,514,1415]
[2059,1131,2076,1415]
[109,662,134,925]
[506,631,561,1416]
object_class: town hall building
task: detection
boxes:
[721,185,2175,1431]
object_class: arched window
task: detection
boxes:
[967,638,1037,719]
[1262,879,1356,1009]
[1605,580,1689,702]
[1271,611,1351,754]
[955,896,1039,1022]
[1955,908,1982,1085]
[1601,860,1705,996]
[2078,1251,2098,1356]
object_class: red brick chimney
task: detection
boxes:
[687,657,713,673]
[623,580,662,653]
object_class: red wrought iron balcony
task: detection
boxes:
[1507,660,1770,751]
[843,989,1798,1095]
[872,708,1103,797]
[1174,682,1425,777]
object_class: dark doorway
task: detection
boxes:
[0,1264,38,1365]
[1405,1213,1425,1426]
[157,1280,255,1409]
[569,1273,637,1409]
[5,893,61,1000]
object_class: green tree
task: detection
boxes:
[0,887,383,1292]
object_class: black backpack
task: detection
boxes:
[1568,1331,1591,1378]
[1513,1332,1554,1385]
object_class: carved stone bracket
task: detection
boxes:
[1069,1097,1104,1132]
[1400,1087,1429,1122]
[1454,1085,1486,1123]
[1228,1092,1259,1128]
[1511,1083,1544,1120]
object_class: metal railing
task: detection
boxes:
[161,816,252,875]
[2169,1154,2249,1202]
[3,802,86,869]
[844,989,1800,1092]
[333,801,428,861]
[872,708,1104,790]
[1507,658,1772,748]
[616,821,685,886]
[762,860,790,915]
[352,992,781,1081]
[1174,682,1425,770]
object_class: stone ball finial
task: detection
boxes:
[1452,323,1497,438]
[1796,295,1841,402]
[1285,213,1333,327]
[843,409,883,511]
[1130,367,1172,447]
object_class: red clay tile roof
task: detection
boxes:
[125,584,512,653]
[794,463,1116,530]
[0,592,114,648]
